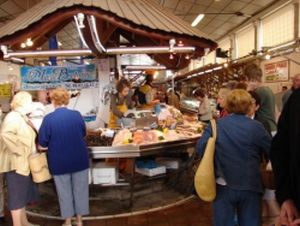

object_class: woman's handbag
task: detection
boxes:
[194,119,217,202]
[21,114,52,183]
[29,152,52,183]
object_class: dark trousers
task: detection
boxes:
[213,185,261,226]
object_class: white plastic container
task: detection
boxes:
[135,165,166,177]
[92,162,118,184]
[156,157,181,169]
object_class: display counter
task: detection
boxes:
[89,136,199,158]
[88,135,200,207]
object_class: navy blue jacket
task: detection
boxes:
[39,107,89,175]
[197,114,271,193]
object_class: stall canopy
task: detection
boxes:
[0,0,217,69]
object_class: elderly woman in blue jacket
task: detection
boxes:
[197,89,271,226]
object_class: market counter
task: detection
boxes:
[88,136,200,207]
[89,136,200,159]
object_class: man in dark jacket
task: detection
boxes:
[271,88,300,225]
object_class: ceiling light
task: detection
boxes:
[77,13,85,29]
[214,66,222,71]
[20,43,26,48]
[26,38,33,47]
[10,57,24,63]
[205,69,213,73]
[265,54,271,60]
[169,39,176,52]
[191,14,205,27]
[178,41,184,47]
[125,65,166,70]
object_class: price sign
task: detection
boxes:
[0,83,12,98]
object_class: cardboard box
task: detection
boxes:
[135,165,166,177]
[92,162,118,184]
[156,157,181,169]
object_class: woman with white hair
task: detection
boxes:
[0,91,39,226]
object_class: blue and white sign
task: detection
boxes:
[20,64,98,90]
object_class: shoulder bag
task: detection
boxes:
[22,114,52,183]
[194,119,217,202]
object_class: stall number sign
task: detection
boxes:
[20,64,98,90]
[0,83,12,98]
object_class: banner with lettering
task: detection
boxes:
[20,64,98,90]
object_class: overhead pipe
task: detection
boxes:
[3,46,195,59]
[87,15,107,53]
[106,46,195,54]
[4,49,93,58]
[74,15,89,48]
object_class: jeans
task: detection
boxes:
[213,185,261,226]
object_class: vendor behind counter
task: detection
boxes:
[109,79,134,129]
[135,73,160,110]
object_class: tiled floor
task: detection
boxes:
[0,197,277,226]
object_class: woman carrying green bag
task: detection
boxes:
[196,90,271,226]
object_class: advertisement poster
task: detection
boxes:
[20,64,98,90]
[264,60,289,83]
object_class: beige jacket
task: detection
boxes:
[0,111,36,176]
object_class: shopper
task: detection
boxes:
[197,89,271,226]
[109,79,134,128]
[194,89,212,123]
[248,91,271,134]
[216,87,230,118]
[245,63,277,135]
[282,74,300,107]
[271,88,300,225]
[38,88,89,226]
[0,92,39,226]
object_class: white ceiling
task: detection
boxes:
[0,0,278,47]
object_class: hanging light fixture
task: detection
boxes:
[169,39,176,52]
[26,38,33,47]
[77,13,85,29]
[20,43,26,48]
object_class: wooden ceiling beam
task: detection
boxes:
[0,6,216,52]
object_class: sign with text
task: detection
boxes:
[0,83,12,98]
[20,64,98,90]
[264,60,289,83]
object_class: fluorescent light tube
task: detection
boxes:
[191,14,205,27]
